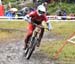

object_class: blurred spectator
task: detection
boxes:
[34,0,42,9]
[8,2,12,9]
[5,8,18,19]
[17,7,30,16]
[41,2,49,15]
[42,2,48,9]
[56,8,63,16]
[33,0,37,3]
[0,0,2,5]
[67,0,75,3]
[56,8,67,20]
[0,5,4,16]
[62,10,67,20]
[0,0,4,16]
[42,0,51,3]
[69,13,75,20]
[29,7,35,12]
[17,7,34,17]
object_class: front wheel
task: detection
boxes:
[25,45,35,60]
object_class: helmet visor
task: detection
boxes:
[38,10,45,14]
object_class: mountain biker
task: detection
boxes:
[23,5,51,50]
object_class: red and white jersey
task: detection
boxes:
[28,10,48,24]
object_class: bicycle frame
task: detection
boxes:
[24,22,48,60]
[24,25,42,60]
[32,27,41,41]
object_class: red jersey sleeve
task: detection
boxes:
[43,15,48,22]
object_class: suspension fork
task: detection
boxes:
[38,28,44,39]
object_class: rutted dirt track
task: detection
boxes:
[0,28,57,64]
[0,40,55,64]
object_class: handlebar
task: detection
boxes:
[31,22,49,30]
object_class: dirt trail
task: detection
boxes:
[0,40,55,64]
[0,28,62,64]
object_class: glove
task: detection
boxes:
[24,15,31,23]
[46,20,53,31]
[47,23,51,30]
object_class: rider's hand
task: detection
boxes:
[24,15,31,23]
[46,20,53,31]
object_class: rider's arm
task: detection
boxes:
[24,11,36,23]
[44,15,53,31]
[24,15,31,23]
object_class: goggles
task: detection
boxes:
[38,10,45,14]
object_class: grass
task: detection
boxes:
[0,21,75,63]
[0,21,27,42]
[40,21,75,63]
[0,21,27,29]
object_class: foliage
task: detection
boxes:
[2,0,24,4]
[48,2,75,14]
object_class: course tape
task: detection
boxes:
[0,16,75,21]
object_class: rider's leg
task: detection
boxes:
[24,31,32,49]
[24,23,34,50]
[37,28,44,47]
